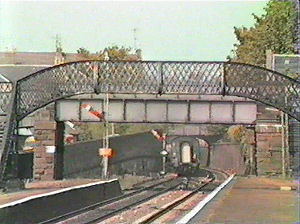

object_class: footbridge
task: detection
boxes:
[0,61,299,184]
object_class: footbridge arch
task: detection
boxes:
[14,61,300,120]
[0,60,299,184]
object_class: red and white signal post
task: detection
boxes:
[101,93,110,179]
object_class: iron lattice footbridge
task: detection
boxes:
[0,60,299,183]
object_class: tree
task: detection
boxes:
[227,125,255,174]
[229,0,297,66]
[76,45,142,61]
[98,45,141,61]
[77,47,91,59]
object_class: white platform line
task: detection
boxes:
[176,174,235,224]
[0,178,118,209]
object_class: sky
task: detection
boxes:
[0,1,267,61]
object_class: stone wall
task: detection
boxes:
[256,127,282,176]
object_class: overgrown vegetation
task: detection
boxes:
[227,125,254,162]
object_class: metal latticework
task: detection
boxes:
[162,62,224,94]
[0,82,15,187]
[0,60,300,184]
[16,61,300,121]
[225,63,300,119]
[0,82,13,114]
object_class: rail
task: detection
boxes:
[39,177,181,224]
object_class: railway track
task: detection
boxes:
[137,177,215,224]
[39,177,184,224]
[40,168,227,224]
[100,168,230,224]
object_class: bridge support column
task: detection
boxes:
[33,121,56,181]
[54,121,65,180]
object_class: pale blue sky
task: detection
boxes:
[0,1,267,61]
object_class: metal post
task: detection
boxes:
[284,93,290,176]
[285,112,290,176]
[162,136,166,173]
[160,134,168,175]
[253,127,258,176]
[102,93,109,179]
[111,123,115,136]
[281,111,286,177]
[157,63,163,95]
[162,156,166,173]
[221,62,227,96]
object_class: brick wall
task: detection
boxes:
[33,106,56,181]
[256,104,283,176]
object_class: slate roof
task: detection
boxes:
[0,65,49,82]
[0,52,83,66]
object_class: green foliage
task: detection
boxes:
[98,46,134,61]
[77,123,105,141]
[76,45,142,61]
[227,125,254,144]
[115,124,172,136]
[206,125,228,136]
[55,34,64,54]
[229,0,297,66]
[227,125,254,156]
[77,47,91,59]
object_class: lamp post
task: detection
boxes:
[101,51,110,179]
[160,134,168,175]
[102,93,109,179]
[160,150,168,175]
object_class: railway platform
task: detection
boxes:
[0,179,101,205]
[187,176,299,224]
[0,175,158,206]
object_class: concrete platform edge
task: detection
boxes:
[176,174,235,224]
[0,179,122,224]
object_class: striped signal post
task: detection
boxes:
[102,93,110,179]
[81,104,104,120]
[151,130,168,175]
[81,101,110,179]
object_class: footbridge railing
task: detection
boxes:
[15,61,300,120]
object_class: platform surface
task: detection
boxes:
[0,179,101,206]
[190,176,299,224]
[0,175,156,206]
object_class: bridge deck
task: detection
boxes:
[56,94,257,124]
